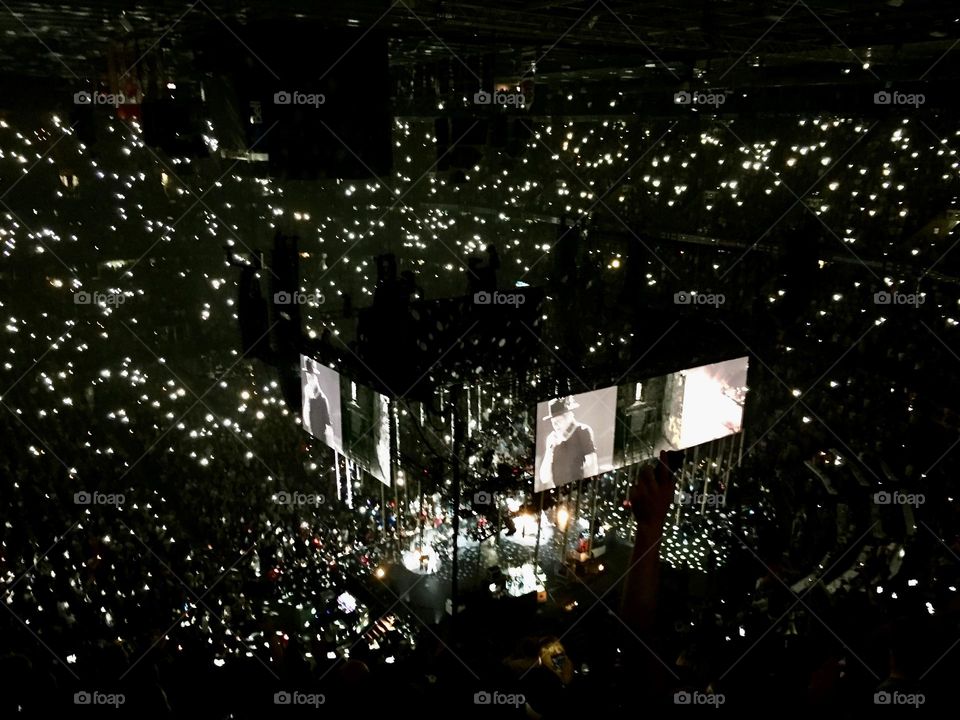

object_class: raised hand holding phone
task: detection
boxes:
[621,449,683,632]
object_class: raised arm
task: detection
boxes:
[582,452,599,478]
[580,424,599,478]
[620,450,679,632]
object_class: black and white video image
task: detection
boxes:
[534,387,616,492]
[300,355,343,453]
[340,379,391,485]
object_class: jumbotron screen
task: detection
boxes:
[533,387,617,493]
[300,355,343,454]
[665,357,749,449]
[340,379,391,485]
[300,355,390,485]
[534,356,748,491]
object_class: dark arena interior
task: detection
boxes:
[1,1,959,716]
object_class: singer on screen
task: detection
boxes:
[537,396,599,491]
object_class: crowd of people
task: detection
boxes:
[0,97,958,716]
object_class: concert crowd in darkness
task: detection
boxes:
[1,1,959,716]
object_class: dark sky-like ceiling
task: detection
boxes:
[0,0,956,84]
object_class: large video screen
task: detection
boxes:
[534,387,617,493]
[300,355,343,454]
[300,356,391,485]
[668,357,749,449]
[613,356,748,467]
[340,378,391,485]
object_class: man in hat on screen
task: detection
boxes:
[538,396,599,491]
